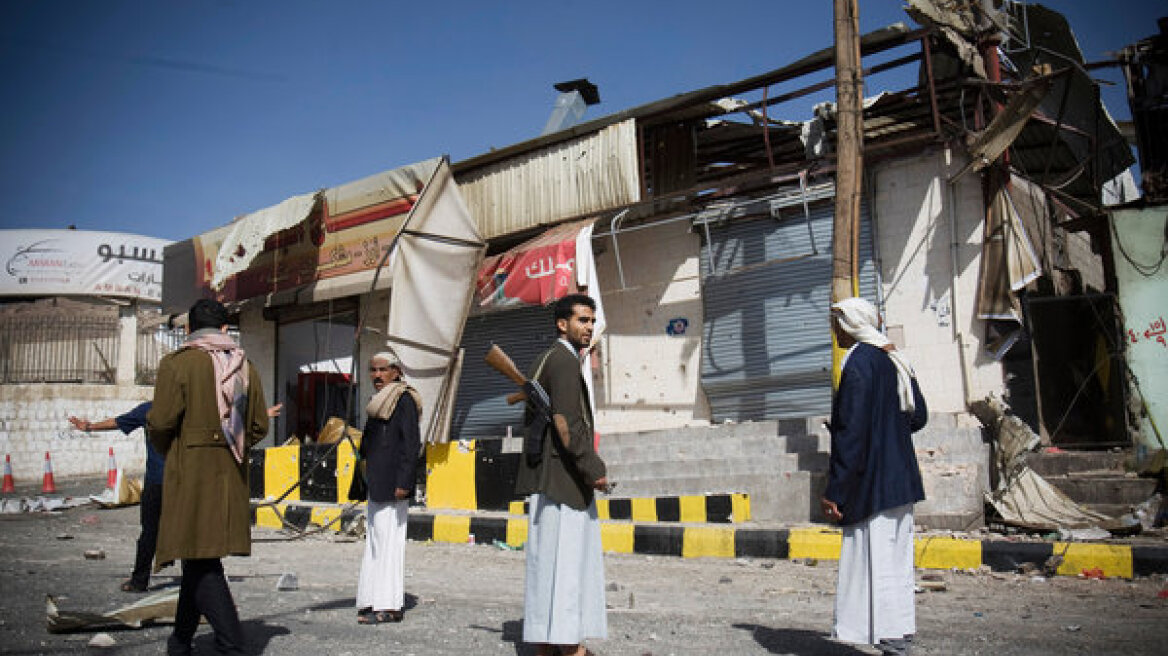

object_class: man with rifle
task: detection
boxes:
[513,293,609,656]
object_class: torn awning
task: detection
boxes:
[475,218,597,311]
[211,191,322,290]
[163,158,441,313]
[976,172,1045,322]
[384,159,486,444]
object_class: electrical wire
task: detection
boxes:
[1110,212,1168,277]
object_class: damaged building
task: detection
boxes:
[149,1,1156,532]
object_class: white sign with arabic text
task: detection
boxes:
[1,229,171,302]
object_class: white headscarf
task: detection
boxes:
[831,297,916,414]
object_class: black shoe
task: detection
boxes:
[166,634,193,656]
[121,579,148,593]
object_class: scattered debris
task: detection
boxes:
[972,396,1125,532]
[718,576,732,584]
[491,539,521,551]
[88,633,117,648]
[1043,555,1064,578]
[1060,527,1112,541]
[55,534,73,540]
[83,549,105,560]
[917,580,948,592]
[1135,494,1165,530]
[46,589,178,633]
[276,573,299,591]
[1,496,90,514]
[89,470,141,508]
[1064,625,1082,632]
[1081,567,1106,580]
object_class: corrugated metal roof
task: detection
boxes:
[456,121,641,241]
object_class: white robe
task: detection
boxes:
[833,503,916,645]
[356,499,408,612]
[523,493,607,644]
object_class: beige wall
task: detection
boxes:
[238,304,278,446]
[871,147,1005,414]
[0,383,153,481]
[591,219,711,432]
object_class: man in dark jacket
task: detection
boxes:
[515,294,608,656]
[148,299,268,656]
[822,297,927,656]
[69,402,165,593]
[355,351,421,624]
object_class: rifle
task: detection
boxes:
[484,344,552,466]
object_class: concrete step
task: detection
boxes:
[600,421,784,447]
[1045,474,1157,506]
[600,435,799,464]
[1083,502,1141,518]
[607,454,803,482]
[1025,450,1127,477]
[609,470,825,524]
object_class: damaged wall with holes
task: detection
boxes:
[591,219,708,432]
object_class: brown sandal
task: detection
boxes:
[357,610,403,624]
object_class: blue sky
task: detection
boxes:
[0,1,1162,242]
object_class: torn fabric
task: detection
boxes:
[475,218,596,312]
[211,191,322,290]
[962,76,1054,177]
[385,159,485,444]
[976,173,1044,321]
[903,0,994,78]
[46,590,178,633]
[971,396,1127,531]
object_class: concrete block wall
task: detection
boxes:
[1063,229,1105,293]
[912,413,989,530]
[870,147,1005,414]
[0,383,153,483]
[239,304,279,447]
[592,219,711,432]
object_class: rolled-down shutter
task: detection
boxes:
[451,305,555,440]
[699,191,877,421]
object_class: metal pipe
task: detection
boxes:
[609,209,631,289]
[945,148,974,408]
[798,170,820,254]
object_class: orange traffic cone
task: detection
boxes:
[42,452,58,494]
[105,447,117,490]
[2,454,15,494]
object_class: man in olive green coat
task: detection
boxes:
[516,294,609,656]
[148,299,268,656]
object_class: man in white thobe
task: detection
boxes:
[515,294,609,656]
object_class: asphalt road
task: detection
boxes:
[2,488,1167,655]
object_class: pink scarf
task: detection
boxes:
[184,330,249,464]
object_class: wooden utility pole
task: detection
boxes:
[831,0,864,387]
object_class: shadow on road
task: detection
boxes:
[191,619,290,654]
[734,624,869,655]
[305,592,419,612]
[468,619,539,656]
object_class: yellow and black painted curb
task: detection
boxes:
[251,441,750,521]
[507,494,750,524]
[250,503,1168,579]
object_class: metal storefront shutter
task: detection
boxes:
[451,305,555,440]
[699,192,877,421]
